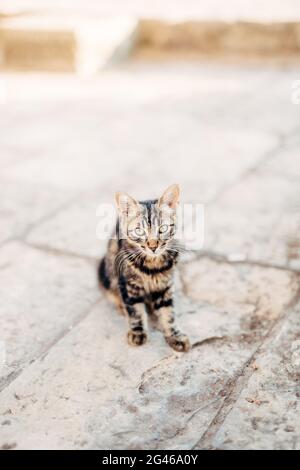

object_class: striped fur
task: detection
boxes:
[98,185,190,352]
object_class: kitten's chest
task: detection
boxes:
[142,272,172,293]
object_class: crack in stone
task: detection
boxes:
[185,398,221,425]
[137,333,257,398]
[191,336,226,348]
[0,369,23,395]
[22,240,98,264]
[192,333,256,349]
[158,398,221,442]
[206,133,283,207]
[240,133,286,179]
[108,362,129,379]
[21,190,82,241]
[180,250,300,274]
[39,297,102,363]
[0,297,102,395]
[138,355,176,394]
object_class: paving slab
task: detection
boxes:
[0,242,99,385]
[261,141,300,180]
[205,171,300,270]
[26,191,113,259]
[0,101,74,157]
[0,258,296,449]
[198,70,300,135]
[0,181,75,245]
[207,300,300,450]
[180,258,298,335]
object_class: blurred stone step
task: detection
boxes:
[1,11,300,73]
[0,14,138,74]
[135,20,300,59]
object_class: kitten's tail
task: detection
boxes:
[98,257,110,290]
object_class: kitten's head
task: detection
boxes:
[115,184,180,257]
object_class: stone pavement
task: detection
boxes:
[0,62,300,449]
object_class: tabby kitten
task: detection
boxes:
[98,184,190,352]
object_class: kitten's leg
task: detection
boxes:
[118,276,148,346]
[152,287,190,352]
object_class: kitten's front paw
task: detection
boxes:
[166,334,191,352]
[127,330,148,347]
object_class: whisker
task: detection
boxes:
[114,247,143,276]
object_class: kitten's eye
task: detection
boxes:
[134,227,146,238]
[159,224,169,234]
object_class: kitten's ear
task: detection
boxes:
[115,191,139,215]
[159,184,180,209]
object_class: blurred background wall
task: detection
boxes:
[1,0,300,73]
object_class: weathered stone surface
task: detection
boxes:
[2,117,275,199]
[0,311,259,449]
[0,181,74,244]
[24,121,276,258]
[93,340,252,450]
[0,242,99,383]
[261,142,300,180]
[0,258,296,449]
[180,258,298,338]
[208,301,300,450]
[184,68,300,135]
[0,63,299,450]
[1,66,277,198]
[205,172,300,270]
[0,302,167,449]
[127,123,276,204]
[26,192,110,259]
[1,141,138,192]
[221,80,300,135]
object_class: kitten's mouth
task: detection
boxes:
[144,247,164,257]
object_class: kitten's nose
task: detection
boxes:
[148,240,158,252]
